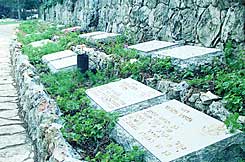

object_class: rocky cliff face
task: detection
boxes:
[41,0,244,48]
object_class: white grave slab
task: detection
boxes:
[79,31,107,39]
[86,78,163,113]
[48,55,77,73]
[42,50,76,63]
[153,45,222,60]
[128,40,179,53]
[118,100,236,162]
[29,39,53,48]
[91,32,120,41]
[61,26,81,33]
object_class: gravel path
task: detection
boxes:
[0,24,35,162]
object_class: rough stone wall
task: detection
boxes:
[10,41,83,162]
[42,0,244,48]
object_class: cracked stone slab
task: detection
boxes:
[0,118,23,126]
[0,96,18,103]
[129,40,179,53]
[0,90,18,96]
[0,133,28,149]
[0,143,34,162]
[0,109,19,119]
[0,84,16,91]
[0,125,25,135]
[0,102,19,110]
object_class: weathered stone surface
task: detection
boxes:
[200,91,221,104]
[42,0,244,49]
[128,40,179,53]
[0,109,19,119]
[86,78,165,116]
[221,5,245,45]
[154,45,222,60]
[0,144,34,162]
[42,50,76,63]
[29,39,53,48]
[197,5,221,47]
[48,55,77,73]
[112,100,244,162]
[0,125,25,135]
[10,38,83,162]
[0,24,35,162]
[79,31,107,38]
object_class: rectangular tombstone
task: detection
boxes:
[86,78,165,116]
[91,32,120,41]
[153,45,222,60]
[112,100,243,162]
[61,26,81,33]
[79,31,107,39]
[128,40,179,53]
[48,55,77,73]
[42,50,76,63]
[29,39,53,48]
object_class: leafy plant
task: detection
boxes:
[224,113,243,133]
[87,143,144,162]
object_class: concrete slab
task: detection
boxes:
[29,39,53,48]
[48,55,77,73]
[79,31,107,39]
[42,50,76,63]
[86,78,165,116]
[128,40,179,53]
[113,100,243,162]
[153,45,222,60]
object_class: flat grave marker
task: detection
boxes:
[116,100,241,162]
[79,31,107,39]
[42,50,76,63]
[86,78,165,115]
[153,45,222,60]
[29,39,53,48]
[128,40,179,53]
[48,55,77,73]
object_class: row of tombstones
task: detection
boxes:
[27,28,243,162]
[28,29,222,73]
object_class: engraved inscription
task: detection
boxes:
[118,100,232,162]
[86,78,162,112]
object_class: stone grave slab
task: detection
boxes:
[128,40,179,53]
[48,55,77,73]
[29,39,53,48]
[153,45,222,60]
[112,100,243,162]
[79,31,107,39]
[42,50,76,63]
[86,78,165,116]
[152,45,223,68]
[91,32,120,41]
[61,26,81,33]
[80,31,121,43]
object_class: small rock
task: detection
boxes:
[188,93,200,103]
[200,91,221,105]
[238,116,245,124]
[208,101,230,121]
[195,99,208,112]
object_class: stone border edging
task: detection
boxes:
[10,40,84,162]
